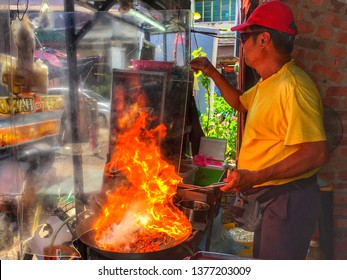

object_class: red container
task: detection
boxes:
[131,60,174,72]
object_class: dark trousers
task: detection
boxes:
[253,178,321,260]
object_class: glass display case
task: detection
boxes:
[0,4,191,259]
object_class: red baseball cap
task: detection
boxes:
[231,0,298,35]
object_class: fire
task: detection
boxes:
[94,91,192,253]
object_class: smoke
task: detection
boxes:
[96,203,148,251]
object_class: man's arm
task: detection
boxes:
[221,141,330,192]
[190,57,247,112]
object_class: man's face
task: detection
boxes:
[240,28,268,69]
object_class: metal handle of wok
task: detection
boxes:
[179,182,226,191]
[179,230,200,256]
[209,182,226,188]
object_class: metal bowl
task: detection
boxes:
[178,200,210,223]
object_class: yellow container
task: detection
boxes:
[224,222,236,230]
[237,241,253,258]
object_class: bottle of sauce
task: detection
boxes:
[306,237,325,260]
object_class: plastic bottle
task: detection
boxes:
[306,238,325,260]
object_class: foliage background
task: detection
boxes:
[192,46,238,162]
[200,93,237,162]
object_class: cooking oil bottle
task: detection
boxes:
[306,237,325,260]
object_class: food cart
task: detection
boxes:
[0,0,228,260]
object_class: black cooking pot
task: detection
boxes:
[76,216,192,260]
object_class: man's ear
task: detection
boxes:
[260,32,271,46]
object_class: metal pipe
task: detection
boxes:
[64,0,84,220]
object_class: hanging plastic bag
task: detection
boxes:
[229,188,273,232]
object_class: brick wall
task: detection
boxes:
[284,0,347,259]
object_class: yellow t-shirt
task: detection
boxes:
[239,60,327,187]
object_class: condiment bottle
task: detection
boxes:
[306,237,325,260]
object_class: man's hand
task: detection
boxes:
[220,169,258,193]
[190,57,216,77]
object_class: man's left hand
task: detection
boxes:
[220,169,257,193]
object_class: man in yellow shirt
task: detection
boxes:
[190,0,329,259]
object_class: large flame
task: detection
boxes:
[94,90,192,253]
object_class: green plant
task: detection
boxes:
[200,93,237,161]
[192,47,238,162]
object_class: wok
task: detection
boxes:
[76,215,193,260]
